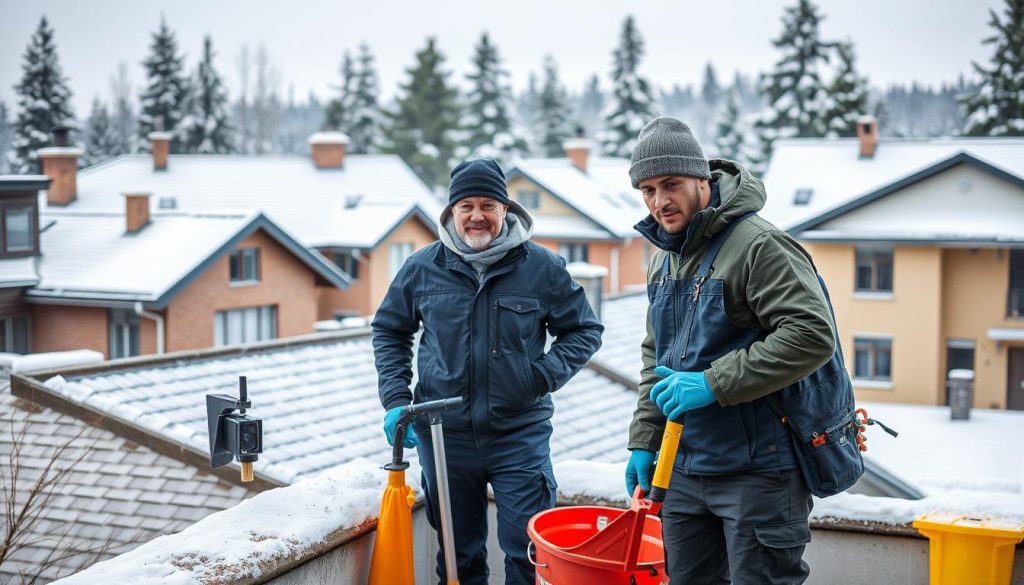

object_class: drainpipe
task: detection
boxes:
[134,301,165,354]
[610,246,620,293]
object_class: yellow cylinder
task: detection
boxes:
[652,421,683,490]
[240,461,254,483]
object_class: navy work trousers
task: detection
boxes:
[416,419,557,585]
[662,467,813,585]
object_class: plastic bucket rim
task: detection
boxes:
[527,505,666,570]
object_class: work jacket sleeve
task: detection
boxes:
[534,259,604,393]
[707,231,836,406]
[628,306,666,452]
[371,263,418,411]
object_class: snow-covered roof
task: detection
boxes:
[71,154,441,249]
[30,329,635,486]
[0,256,39,288]
[592,292,648,383]
[28,210,349,307]
[761,137,1024,232]
[0,387,256,583]
[508,157,645,239]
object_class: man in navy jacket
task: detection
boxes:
[372,159,603,585]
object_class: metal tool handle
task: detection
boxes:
[526,541,548,568]
[431,421,459,584]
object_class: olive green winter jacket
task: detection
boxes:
[627,160,836,453]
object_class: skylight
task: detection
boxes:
[793,188,813,205]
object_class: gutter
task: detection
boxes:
[135,301,165,354]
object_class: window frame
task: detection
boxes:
[332,249,360,280]
[558,242,590,263]
[388,242,414,283]
[853,336,893,384]
[0,314,32,354]
[854,246,893,294]
[0,200,39,258]
[213,305,278,347]
[516,190,541,210]
[108,308,140,359]
[229,248,261,284]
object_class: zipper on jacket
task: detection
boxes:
[679,275,705,363]
[492,297,500,356]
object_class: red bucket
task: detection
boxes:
[528,504,667,585]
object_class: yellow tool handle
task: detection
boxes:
[649,421,683,503]
[240,461,254,482]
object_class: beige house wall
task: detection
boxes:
[507,176,576,216]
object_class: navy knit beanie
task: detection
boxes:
[448,159,510,207]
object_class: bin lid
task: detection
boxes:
[913,512,1024,539]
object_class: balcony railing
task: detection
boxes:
[1009,288,1024,318]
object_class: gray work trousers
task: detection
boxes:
[662,468,813,585]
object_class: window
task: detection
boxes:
[389,243,413,283]
[332,250,360,280]
[855,247,893,292]
[0,315,31,354]
[108,309,140,359]
[854,337,892,381]
[229,248,261,283]
[214,305,277,347]
[516,190,540,210]
[1009,249,1024,318]
[793,189,813,205]
[2,206,35,255]
[558,242,589,263]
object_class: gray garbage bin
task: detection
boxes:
[947,369,974,421]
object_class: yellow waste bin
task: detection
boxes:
[913,512,1024,585]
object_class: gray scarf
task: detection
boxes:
[438,208,534,278]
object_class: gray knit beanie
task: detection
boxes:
[629,116,711,188]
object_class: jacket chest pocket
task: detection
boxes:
[492,295,542,356]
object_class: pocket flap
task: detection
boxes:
[755,520,811,549]
[498,297,540,313]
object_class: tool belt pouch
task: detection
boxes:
[766,367,865,498]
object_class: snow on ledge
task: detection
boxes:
[53,459,421,585]
[8,349,104,374]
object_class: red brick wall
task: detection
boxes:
[31,304,108,355]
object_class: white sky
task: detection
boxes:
[0,0,1004,117]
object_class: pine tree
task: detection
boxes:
[822,41,871,137]
[535,55,574,158]
[0,101,11,173]
[349,42,381,154]
[110,63,137,154]
[578,74,605,138]
[381,37,461,188]
[138,17,190,152]
[462,32,529,162]
[755,0,833,161]
[9,16,75,174]
[713,88,761,169]
[82,97,119,167]
[324,51,357,133]
[180,36,235,153]
[601,15,659,157]
[698,62,722,143]
[961,0,1024,136]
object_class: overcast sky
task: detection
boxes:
[0,0,1003,117]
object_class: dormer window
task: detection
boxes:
[793,188,813,206]
[1,202,37,258]
[229,248,261,283]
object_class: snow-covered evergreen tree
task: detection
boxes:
[381,37,461,188]
[698,62,722,143]
[713,88,761,169]
[0,101,12,173]
[110,63,137,155]
[578,74,605,139]
[138,17,190,152]
[9,16,74,174]
[961,0,1024,136]
[82,97,119,167]
[755,0,833,160]
[535,55,574,158]
[462,32,529,162]
[601,15,659,157]
[180,35,235,153]
[348,42,381,154]
[822,41,870,137]
[324,51,357,134]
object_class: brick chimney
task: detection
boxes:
[38,126,83,206]
[563,138,593,173]
[309,131,350,169]
[149,132,172,171]
[857,115,879,159]
[123,192,151,233]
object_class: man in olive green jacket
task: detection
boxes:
[624,116,835,585]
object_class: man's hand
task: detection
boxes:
[383,406,419,448]
[650,366,716,421]
[625,449,656,497]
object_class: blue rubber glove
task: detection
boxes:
[625,449,656,497]
[383,406,419,449]
[649,366,716,421]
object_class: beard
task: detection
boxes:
[660,183,702,234]
[462,231,495,251]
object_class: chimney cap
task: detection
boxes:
[37,146,84,157]
[120,191,153,198]
[562,138,593,151]
[309,131,350,145]
[148,131,174,141]
[857,115,878,125]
